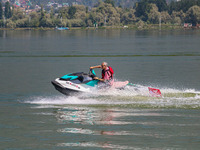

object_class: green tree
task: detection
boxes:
[0,2,3,20]
[147,4,160,24]
[186,5,200,25]
[160,11,171,24]
[104,0,115,7]
[29,11,40,27]
[15,18,28,27]
[178,0,197,12]
[136,19,146,29]
[96,0,104,7]
[153,0,167,12]
[121,9,136,24]
[6,19,16,28]
[45,18,55,27]
[68,6,76,19]
[74,5,86,20]
[50,7,54,19]
[4,1,12,19]
[168,0,200,14]
[69,19,85,27]
[86,6,89,13]
[135,0,167,21]
[29,11,39,20]
[39,5,47,27]
[92,2,120,26]
[171,16,182,25]
[40,5,45,19]
[11,7,25,21]
[0,19,4,27]
[88,12,96,25]
[135,1,152,21]
[58,7,69,19]
[171,10,186,24]
[168,1,178,14]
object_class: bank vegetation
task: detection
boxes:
[0,0,200,29]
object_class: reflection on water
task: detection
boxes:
[58,142,138,149]
[56,108,164,125]
[55,107,200,149]
[56,108,130,125]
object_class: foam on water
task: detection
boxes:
[26,95,102,105]
[24,85,200,109]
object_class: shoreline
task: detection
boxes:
[0,24,197,31]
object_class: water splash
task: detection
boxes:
[24,86,200,109]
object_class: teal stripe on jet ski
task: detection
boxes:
[86,80,99,87]
[91,69,96,76]
[61,74,78,80]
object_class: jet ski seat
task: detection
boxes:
[77,76,84,82]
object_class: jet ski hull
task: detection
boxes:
[51,80,80,96]
[51,76,93,96]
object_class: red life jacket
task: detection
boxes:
[102,66,114,79]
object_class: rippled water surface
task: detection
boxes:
[0,29,200,149]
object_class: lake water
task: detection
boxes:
[0,29,200,149]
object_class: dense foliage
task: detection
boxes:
[0,2,3,20]
[19,0,139,8]
[4,2,12,19]
[168,0,200,13]
[0,0,200,28]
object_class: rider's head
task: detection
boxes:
[101,62,108,70]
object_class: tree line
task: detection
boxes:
[0,0,200,29]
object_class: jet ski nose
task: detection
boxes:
[51,80,61,88]
[51,80,56,86]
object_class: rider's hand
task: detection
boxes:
[93,77,98,80]
[90,67,94,69]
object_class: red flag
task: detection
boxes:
[148,87,162,97]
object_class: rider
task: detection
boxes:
[90,62,114,86]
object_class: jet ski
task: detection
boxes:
[51,69,162,97]
[51,69,103,96]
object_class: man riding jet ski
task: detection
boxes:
[51,62,128,96]
[51,62,162,97]
[90,62,115,87]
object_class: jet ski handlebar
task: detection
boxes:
[89,69,97,79]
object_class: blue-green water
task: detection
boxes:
[0,29,200,149]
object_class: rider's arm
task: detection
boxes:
[90,65,105,81]
[94,77,105,82]
[90,65,101,69]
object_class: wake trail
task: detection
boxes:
[23,85,200,109]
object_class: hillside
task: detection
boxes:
[24,0,140,8]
